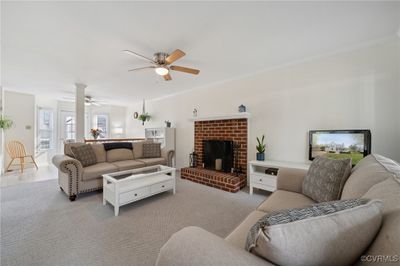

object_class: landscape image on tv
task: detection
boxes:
[311,132,366,164]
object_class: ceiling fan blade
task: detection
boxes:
[166,49,185,64]
[91,102,101,107]
[163,73,172,81]
[170,65,200,75]
[128,66,156,72]
[123,50,155,63]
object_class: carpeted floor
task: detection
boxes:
[1,177,267,266]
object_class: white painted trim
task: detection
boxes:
[189,112,251,122]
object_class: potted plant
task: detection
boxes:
[256,135,266,161]
[137,113,151,125]
[165,120,171,127]
[90,128,102,140]
[0,116,13,130]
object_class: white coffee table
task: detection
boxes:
[102,165,176,216]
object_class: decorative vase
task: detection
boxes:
[256,152,265,161]
[165,121,171,127]
[94,135,99,140]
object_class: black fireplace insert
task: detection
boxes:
[203,140,234,172]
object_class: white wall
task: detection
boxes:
[0,87,4,173]
[126,37,400,168]
[3,91,35,168]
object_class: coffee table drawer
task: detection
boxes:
[150,180,174,194]
[119,187,150,204]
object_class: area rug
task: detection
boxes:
[1,177,266,266]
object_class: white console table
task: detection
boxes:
[249,160,310,194]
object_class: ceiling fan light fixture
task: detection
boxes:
[155,66,169,76]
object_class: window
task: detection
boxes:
[93,114,109,138]
[65,115,76,140]
[37,107,54,151]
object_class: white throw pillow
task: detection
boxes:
[245,199,383,266]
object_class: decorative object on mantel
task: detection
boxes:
[165,120,171,127]
[238,104,246,113]
[256,135,266,161]
[193,108,198,117]
[90,128,102,140]
[189,151,198,167]
[0,116,13,130]
[137,99,151,125]
[133,112,139,119]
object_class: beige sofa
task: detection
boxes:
[156,154,400,266]
[52,141,174,201]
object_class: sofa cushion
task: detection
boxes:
[70,144,97,167]
[359,170,400,263]
[138,157,167,166]
[106,148,134,162]
[112,160,146,171]
[91,143,106,163]
[225,210,266,249]
[82,162,118,181]
[257,190,315,213]
[303,156,351,202]
[342,154,395,199]
[64,142,85,158]
[157,226,271,266]
[246,199,383,266]
[143,143,161,158]
[132,141,153,159]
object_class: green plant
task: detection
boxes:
[137,113,151,125]
[256,135,266,153]
[0,117,13,130]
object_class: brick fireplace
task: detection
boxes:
[181,115,249,192]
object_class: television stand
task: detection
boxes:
[249,160,310,194]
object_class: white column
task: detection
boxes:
[75,83,86,142]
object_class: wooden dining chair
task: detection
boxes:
[6,141,38,173]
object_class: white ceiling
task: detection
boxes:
[2,1,399,106]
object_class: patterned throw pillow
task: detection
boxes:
[245,199,383,266]
[302,156,352,202]
[142,143,161,158]
[70,144,97,167]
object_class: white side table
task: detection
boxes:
[249,160,310,194]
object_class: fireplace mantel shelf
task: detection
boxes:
[190,112,251,122]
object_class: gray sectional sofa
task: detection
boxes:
[156,154,400,266]
[52,141,174,201]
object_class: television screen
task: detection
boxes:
[309,130,371,165]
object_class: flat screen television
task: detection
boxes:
[309,130,371,165]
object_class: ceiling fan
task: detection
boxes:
[123,49,200,81]
[62,95,104,106]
